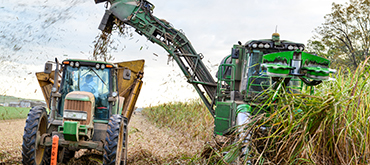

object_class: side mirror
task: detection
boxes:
[231,48,240,59]
[123,68,131,80]
[108,91,118,102]
[44,62,53,74]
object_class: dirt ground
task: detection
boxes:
[0,119,24,164]
[0,112,206,164]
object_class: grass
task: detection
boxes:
[0,106,30,120]
[0,95,23,103]
[142,99,214,164]
[0,95,42,103]
[0,95,41,120]
[215,59,370,164]
[142,99,213,140]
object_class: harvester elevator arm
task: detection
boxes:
[96,0,217,115]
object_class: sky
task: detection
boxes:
[0,0,348,107]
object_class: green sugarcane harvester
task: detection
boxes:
[94,0,336,135]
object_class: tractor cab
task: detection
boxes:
[58,60,116,121]
[46,59,125,142]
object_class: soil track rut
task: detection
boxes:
[0,112,204,164]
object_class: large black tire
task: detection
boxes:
[60,147,76,164]
[22,106,50,165]
[103,115,128,165]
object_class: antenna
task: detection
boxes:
[275,25,278,33]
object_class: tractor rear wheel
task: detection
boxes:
[22,106,50,165]
[103,114,128,165]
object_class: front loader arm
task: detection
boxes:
[96,0,217,116]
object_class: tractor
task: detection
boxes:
[22,59,144,165]
[93,0,335,138]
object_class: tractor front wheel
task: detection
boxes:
[22,106,50,165]
[103,114,128,165]
[60,147,76,163]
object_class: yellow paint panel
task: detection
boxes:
[35,70,61,108]
[115,60,145,98]
[36,72,53,108]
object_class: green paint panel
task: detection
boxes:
[214,102,235,135]
[76,125,88,136]
[301,52,330,66]
[302,67,333,76]
[65,94,91,102]
[237,104,251,113]
[262,51,331,68]
[110,0,138,21]
[262,50,335,81]
[216,104,230,118]
[262,63,293,75]
[214,118,230,135]
[263,51,294,64]
[93,119,109,124]
[63,121,79,141]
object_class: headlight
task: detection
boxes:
[288,45,294,50]
[264,43,270,49]
[258,43,264,48]
[75,62,80,67]
[51,87,57,92]
[64,110,87,120]
[252,43,258,48]
[70,61,74,67]
[96,63,100,69]
[112,91,118,97]
[101,64,105,69]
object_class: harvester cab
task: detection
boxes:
[218,33,331,101]
[22,58,144,165]
[215,33,336,134]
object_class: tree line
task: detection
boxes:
[307,0,370,70]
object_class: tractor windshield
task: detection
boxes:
[58,65,111,120]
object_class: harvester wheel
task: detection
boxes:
[103,114,128,165]
[22,106,50,165]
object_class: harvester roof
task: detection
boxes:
[244,38,305,51]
